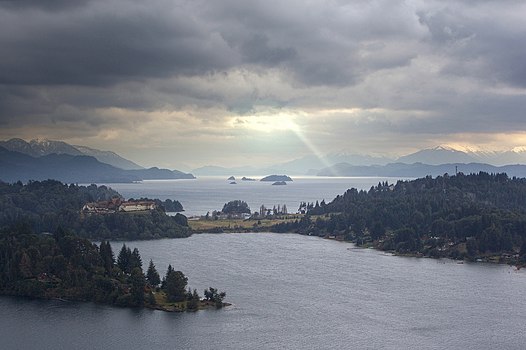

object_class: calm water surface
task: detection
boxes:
[97,176,404,216]
[1,233,524,350]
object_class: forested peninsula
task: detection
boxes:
[272,172,526,266]
[0,180,189,240]
[0,226,226,311]
[0,180,227,311]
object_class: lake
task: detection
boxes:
[99,176,404,216]
[1,233,524,350]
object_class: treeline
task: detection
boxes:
[0,226,225,310]
[273,172,526,263]
[0,180,189,240]
[128,197,184,212]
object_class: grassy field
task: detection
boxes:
[188,215,302,233]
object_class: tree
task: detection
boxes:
[130,248,142,270]
[18,251,33,278]
[99,241,114,274]
[129,267,146,306]
[222,200,251,214]
[519,241,526,264]
[204,287,226,308]
[163,265,188,302]
[186,288,200,310]
[146,259,160,287]
[117,244,131,274]
[260,205,266,217]
[466,238,478,257]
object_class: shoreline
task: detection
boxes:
[0,292,231,313]
[189,217,524,269]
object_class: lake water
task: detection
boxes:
[1,233,524,350]
[3,177,525,349]
[99,176,403,216]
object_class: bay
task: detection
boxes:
[98,176,403,216]
[1,232,524,350]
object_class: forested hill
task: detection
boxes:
[0,227,225,310]
[0,180,189,240]
[274,172,526,264]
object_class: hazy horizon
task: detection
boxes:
[1,1,525,169]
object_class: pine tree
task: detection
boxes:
[99,241,114,274]
[130,267,146,306]
[117,244,131,273]
[130,248,142,270]
[164,268,188,302]
[146,259,160,287]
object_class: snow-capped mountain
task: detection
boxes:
[0,138,143,170]
[0,138,83,157]
[397,146,478,165]
[397,145,526,166]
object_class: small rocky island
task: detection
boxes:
[241,177,256,181]
[260,175,293,182]
[227,176,235,180]
[272,181,287,186]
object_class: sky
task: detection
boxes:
[1,0,526,169]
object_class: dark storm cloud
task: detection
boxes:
[0,0,423,89]
[1,0,526,156]
[0,1,236,86]
[240,34,297,66]
[0,0,92,11]
[417,3,526,88]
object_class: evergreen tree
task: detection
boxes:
[203,287,226,308]
[117,244,131,273]
[164,268,188,302]
[130,248,142,270]
[99,241,115,274]
[187,288,200,310]
[129,267,146,306]
[222,200,251,214]
[146,259,161,287]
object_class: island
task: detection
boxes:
[229,181,237,185]
[241,177,256,181]
[227,176,235,180]
[190,172,526,268]
[260,175,293,182]
[272,181,287,186]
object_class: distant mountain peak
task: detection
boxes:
[511,146,526,153]
[434,144,488,153]
[0,138,144,170]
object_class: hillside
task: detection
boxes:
[0,179,189,240]
[0,138,143,170]
[317,162,526,178]
[273,172,526,265]
[0,147,194,183]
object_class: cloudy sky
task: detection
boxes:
[1,0,525,169]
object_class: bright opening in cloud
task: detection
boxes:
[230,111,301,134]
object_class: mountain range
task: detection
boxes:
[192,153,393,176]
[0,139,194,183]
[192,145,526,176]
[3,138,526,181]
[396,145,526,166]
[0,138,143,170]
[316,162,526,178]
